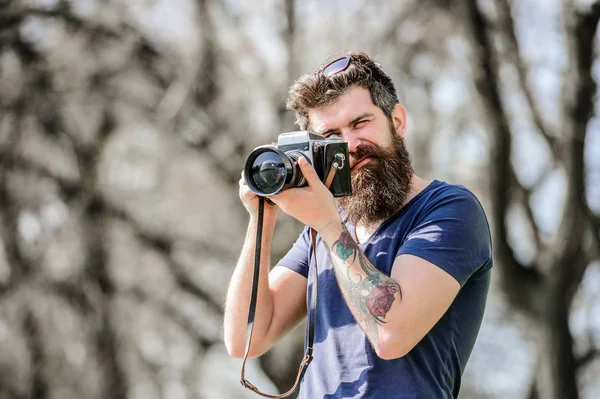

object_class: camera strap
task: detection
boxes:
[240,165,339,398]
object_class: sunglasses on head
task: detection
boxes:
[322,56,353,77]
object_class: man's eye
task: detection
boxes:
[355,119,368,128]
[325,132,341,138]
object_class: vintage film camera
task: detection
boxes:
[243,131,352,197]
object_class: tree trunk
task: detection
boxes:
[535,277,579,399]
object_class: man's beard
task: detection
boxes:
[337,124,414,227]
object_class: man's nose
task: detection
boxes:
[342,130,361,153]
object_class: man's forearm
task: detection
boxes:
[320,222,402,352]
[223,217,276,358]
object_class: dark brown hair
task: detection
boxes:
[286,52,400,130]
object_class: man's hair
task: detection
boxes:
[286,52,400,130]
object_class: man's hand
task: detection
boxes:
[239,170,279,222]
[269,156,342,232]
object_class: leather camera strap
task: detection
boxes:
[240,164,340,398]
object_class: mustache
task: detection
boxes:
[349,143,388,168]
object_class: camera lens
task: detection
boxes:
[244,147,306,196]
[250,151,287,194]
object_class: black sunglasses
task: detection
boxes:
[322,56,353,77]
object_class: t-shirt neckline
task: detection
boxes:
[348,179,443,246]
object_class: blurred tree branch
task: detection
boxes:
[22,309,48,399]
[497,0,557,150]
[466,0,599,397]
[466,0,543,314]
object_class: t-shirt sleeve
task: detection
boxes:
[396,187,492,286]
[275,226,311,278]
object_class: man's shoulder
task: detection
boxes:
[424,179,482,202]
[407,180,492,245]
[410,180,485,217]
[396,180,493,282]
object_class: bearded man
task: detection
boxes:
[224,52,493,399]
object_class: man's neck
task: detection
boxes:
[352,174,430,244]
[354,224,378,245]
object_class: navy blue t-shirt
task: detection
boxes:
[276,180,492,399]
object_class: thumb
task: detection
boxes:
[298,156,322,187]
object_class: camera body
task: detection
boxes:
[244,131,352,197]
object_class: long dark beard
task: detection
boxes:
[337,125,414,227]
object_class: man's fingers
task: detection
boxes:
[298,156,321,187]
[240,170,249,187]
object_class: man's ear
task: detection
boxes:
[391,104,407,138]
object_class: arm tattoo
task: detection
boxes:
[328,224,402,350]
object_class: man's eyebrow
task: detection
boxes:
[320,127,340,136]
[349,113,375,126]
[318,113,375,135]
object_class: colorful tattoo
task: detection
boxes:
[328,224,402,349]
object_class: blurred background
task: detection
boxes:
[0,0,599,398]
